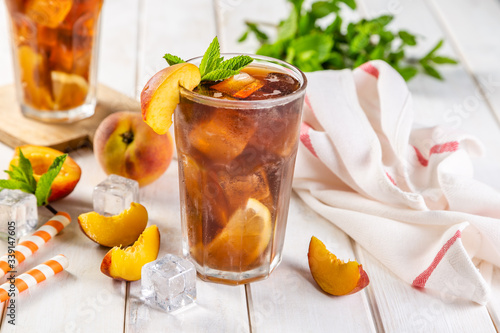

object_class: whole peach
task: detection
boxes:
[93,111,173,187]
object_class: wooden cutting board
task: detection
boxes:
[0,84,140,151]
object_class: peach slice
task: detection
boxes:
[78,203,148,247]
[101,225,160,281]
[141,63,201,135]
[10,145,81,202]
[308,236,369,296]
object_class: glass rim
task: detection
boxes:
[179,53,307,109]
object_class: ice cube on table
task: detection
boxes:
[0,189,38,241]
[93,174,139,216]
[141,254,196,312]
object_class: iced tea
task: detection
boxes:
[5,0,104,122]
[175,55,306,284]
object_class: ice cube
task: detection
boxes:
[217,166,271,211]
[141,254,196,312]
[0,189,38,241]
[188,109,257,162]
[211,73,264,99]
[93,174,139,216]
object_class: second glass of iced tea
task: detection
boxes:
[175,54,307,284]
[5,0,104,122]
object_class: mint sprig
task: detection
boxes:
[238,0,457,81]
[164,36,253,82]
[0,149,67,206]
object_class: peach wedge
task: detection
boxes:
[78,202,148,247]
[141,63,201,135]
[101,225,160,281]
[308,236,369,296]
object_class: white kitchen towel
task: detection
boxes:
[293,60,500,304]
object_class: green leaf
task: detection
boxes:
[353,54,368,68]
[17,149,37,190]
[398,30,417,46]
[423,39,443,59]
[325,14,343,34]
[199,37,221,78]
[431,56,458,64]
[288,0,305,15]
[349,33,370,53]
[289,33,334,63]
[245,22,269,43]
[325,52,344,68]
[295,50,323,72]
[311,1,339,18]
[370,44,385,60]
[201,69,240,82]
[35,154,67,206]
[163,54,186,66]
[396,66,418,81]
[219,55,253,71]
[0,179,33,193]
[277,8,298,41]
[339,0,356,10]
[422,64,443,80]
[298,12,316,36]
[238,31,249,43]
[372,15,393,27]
[346,23,356,41]
[257,41,286,59]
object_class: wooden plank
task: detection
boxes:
[214,0,289,53]
[0,84,139,151]
[126,1,251,332]
[355,0,500,331]
[247,193,377,333]
[358,249,496,333]
[487,267,500,330]
[98,0,140,97]
[135,0,218,96]
[0,149,127,333]
[428,0,500,124]
[0,2,13,86]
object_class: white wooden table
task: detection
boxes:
[1,0,500,332]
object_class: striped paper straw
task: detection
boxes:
[0,254,68,302]
[0,212,71,278]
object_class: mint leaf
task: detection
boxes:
[17,149,37,190]
[219,55,253,71]
[35,154,67,206]
[163,54,186,66]
[201,69,240,82]
[199,37,221,78]
[0,179,33,193]
[431,56,458,64]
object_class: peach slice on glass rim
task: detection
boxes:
[101,225,160,281]
[141,63,201,135]
[308,236,369,296]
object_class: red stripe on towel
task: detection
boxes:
[360,62,379,78]
[386,172,397,186]
[413,141,459,167]
[412,230,462,288]
[300,122,318,158]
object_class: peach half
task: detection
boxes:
[141,63,201,135]
[101,225,160,281]
[308,236,369,296]
[78,203,148,247]
[10,145,81,202]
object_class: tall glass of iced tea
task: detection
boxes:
[175,54,307,284]
[5,0,104,122]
